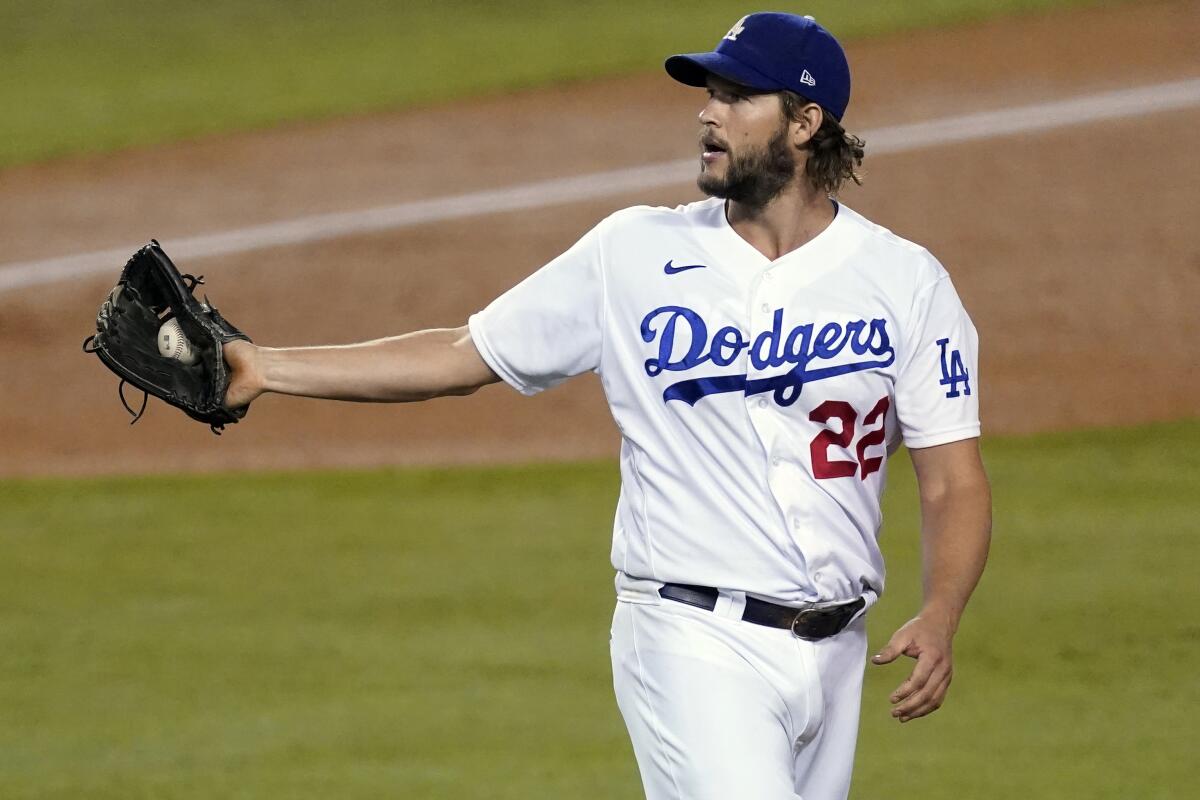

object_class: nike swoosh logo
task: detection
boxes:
[664,260,708,275]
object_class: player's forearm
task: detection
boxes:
[916,473,992,633]
[252,326,499,403]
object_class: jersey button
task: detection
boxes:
[757,398,768,409]
[760,303,770,313]
[763,272,774,281]
[771,456,781,466]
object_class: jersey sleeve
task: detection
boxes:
[894,273,981,448]
[468,220,606,395]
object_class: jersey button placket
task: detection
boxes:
[746,271,775,450]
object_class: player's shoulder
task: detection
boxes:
[836,204,949,283]
[598,198,725,235]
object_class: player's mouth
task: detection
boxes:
[700,136,728,164]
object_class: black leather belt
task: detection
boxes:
[658,582,865,641]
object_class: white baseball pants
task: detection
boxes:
[610,585,868,800]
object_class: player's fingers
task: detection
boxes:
[889,650,942,703]
[895,670,953,722]
[898,673,953,723]
[892,675,941,719]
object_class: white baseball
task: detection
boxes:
[158,318,198,365]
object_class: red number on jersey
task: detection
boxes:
[808,396,891,480]
[855,396,891,480]
[808,400,858,479]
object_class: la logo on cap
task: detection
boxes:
[724,15,748,41]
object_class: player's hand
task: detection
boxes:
[871,613,956,723]
[222,339,265,410]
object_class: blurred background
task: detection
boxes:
[1,1,1197,797]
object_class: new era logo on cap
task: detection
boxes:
[800,69,816,87]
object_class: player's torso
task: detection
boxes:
[598,200,924,601]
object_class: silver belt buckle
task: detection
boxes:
[790,602,824,639]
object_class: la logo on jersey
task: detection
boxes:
[640,305,895,407]
[937,338,971,397]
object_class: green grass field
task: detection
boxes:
[1,0,1131,167]
[1,420,1197,798]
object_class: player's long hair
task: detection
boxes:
[780,91,865,196]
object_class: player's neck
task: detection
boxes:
[725,185,836,262]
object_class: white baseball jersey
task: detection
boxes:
[469,198,979,607]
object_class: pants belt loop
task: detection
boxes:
[715,589,746,620]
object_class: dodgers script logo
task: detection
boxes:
[640,306,895,406]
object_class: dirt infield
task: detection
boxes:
[2,2,1198,477]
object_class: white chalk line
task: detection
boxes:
[3,77,1199,295]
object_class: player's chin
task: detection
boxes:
[697,169,730,198]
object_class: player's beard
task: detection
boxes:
[697,125,796,209]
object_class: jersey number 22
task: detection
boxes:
[808,396,890,480]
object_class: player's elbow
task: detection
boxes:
[443,382,484,397]
[434,367,501,399]
[921,467,990,504]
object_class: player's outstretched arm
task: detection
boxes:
[221,326,500,409]
[871,437,992,723]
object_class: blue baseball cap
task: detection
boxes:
[665,12,852,121]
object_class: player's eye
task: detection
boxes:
[706,88,744,103]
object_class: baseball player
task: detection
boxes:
[222,13,991,799]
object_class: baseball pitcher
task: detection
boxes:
[215,14,990,799]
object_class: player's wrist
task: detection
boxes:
[917,600,962,635]
[245,343,276,397]
[222,339,267,407]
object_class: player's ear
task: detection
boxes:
[789,101,823,149]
